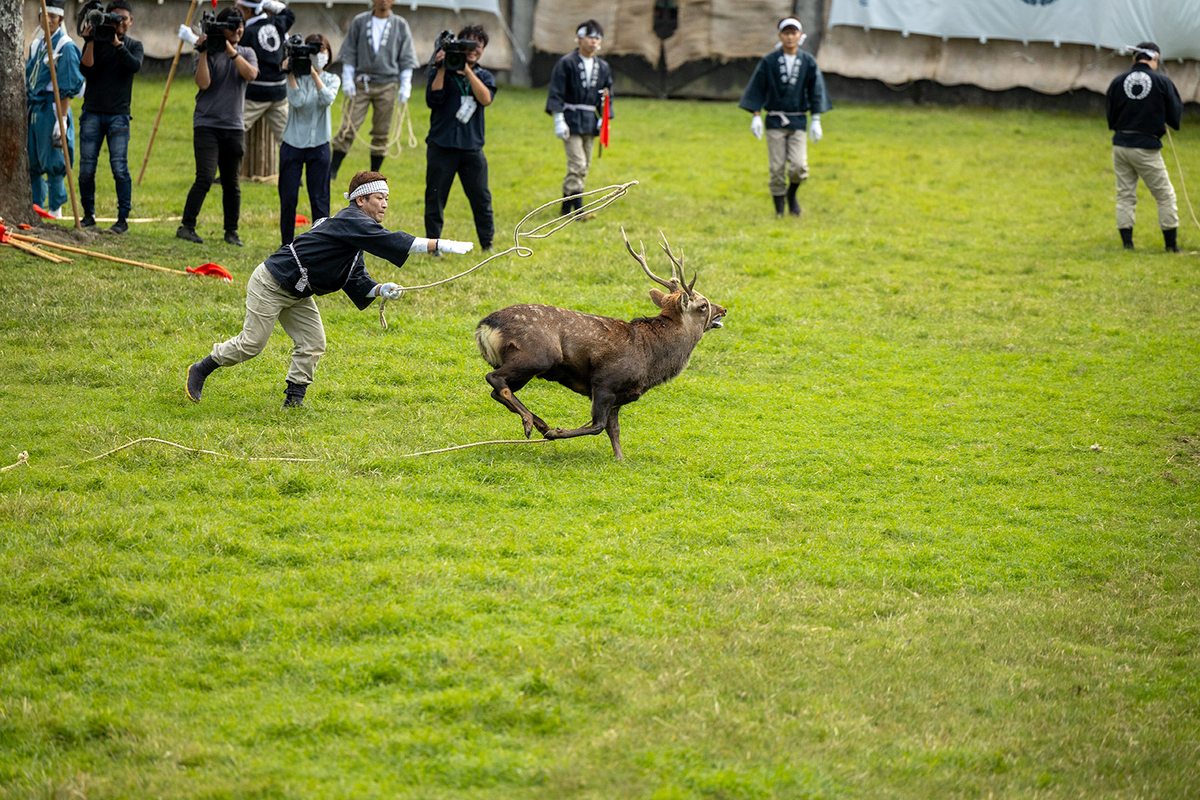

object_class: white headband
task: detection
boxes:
[576,25,602,38]
[345,180,389,201]
[1126,44,1159,59]
[44,5,65,15]
[778,17,802,32]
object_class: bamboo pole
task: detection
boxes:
[36,0,81,228]
[2,239,70,262]
[136,0,200,185]
[8,233,187,274]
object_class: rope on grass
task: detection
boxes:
[1166,128,1200,234]
[1,451,29,472]
[69,437,320,467]
[378,180,639,329]
[397,438,555,457]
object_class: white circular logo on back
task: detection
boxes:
[258,25,280,52]
[1124,71,1152,100]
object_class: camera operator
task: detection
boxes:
[26,3,84,220]
[237,0,294,142]
[330,0,419,179]
[424,25,495,251]
[79,0,143,233]
[278,33,340,245]
[175,6,259,246]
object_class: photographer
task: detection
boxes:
[424,25,495,251]
[330,0,419,178]
[175,6,258,246]
[279,33,339,245]
[79,0,143,233]
[26,3,84,220]
[545,19,612,216]
[237,0,294,142]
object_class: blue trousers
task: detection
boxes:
[28,96,74,212]
[78,111,132,219]
[278,141,331,245]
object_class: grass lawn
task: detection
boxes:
[1,76,1199,799]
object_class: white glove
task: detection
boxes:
[750,114,763,140]
[397,69,412,104]
[257,0,285,13]
[374,282,403,300]
[436,239,474,255]
[553,112,569,141]
[342,65,356,98]
[178,24,199,45]
[809,115,823,143]
[52,117,62,139]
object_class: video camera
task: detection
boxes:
[433,29,475,72]
[285,35,321,76]
[77,0,122,42]
[201,11,242,53]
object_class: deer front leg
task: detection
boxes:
[605,406,623,460]
[485,371,550,438]
[543,391,616,451]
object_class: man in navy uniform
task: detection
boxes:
[185,171,474,408]
[238,0,295,143]
[739,17,831,218]
[1106,42,1184,252]
[545,19,612,217]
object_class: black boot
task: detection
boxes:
[283,381,308,408]
[772,195,785,217]
[561,195,574,216]
[1119,228,1134,250]
[330,149,347,181]
[369,153,384,173]
[1164,228,1181,253]
[786,182,802,216]
[185,355,220,403]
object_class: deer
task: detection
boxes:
[474,228,726,459]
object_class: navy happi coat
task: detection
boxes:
[738,48,831,131]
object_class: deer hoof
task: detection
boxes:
[543,428,564,440]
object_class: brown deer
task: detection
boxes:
[474,229,726,459]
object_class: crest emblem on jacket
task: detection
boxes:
[1123,71,1152,101]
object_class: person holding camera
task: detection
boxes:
[78,0,143,233]
[330,0,419,179]
[278,33,339,245]
[26,3,84,220]
[176,6,258,246]
[424,25,495,252]
[545,19,612,217]
[237,0,294,142]
[184,171,475,409]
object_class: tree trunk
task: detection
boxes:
[0,0,33,226]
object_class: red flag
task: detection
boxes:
[599,92,611,149]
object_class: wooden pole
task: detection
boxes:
[2,239,71,262]
[8,233,188,274]
[36,0,80,228]
[137,0,200,186]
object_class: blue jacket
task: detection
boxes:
[26,28,84,104]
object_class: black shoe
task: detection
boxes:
[330,149,347,182]
[772,195,785,217]
[1164,228,1181,253]
[369,153,384,172]
[283,381,308,408]
[561,197,573,216]
[81,214,96,228]
[786,182,802,216]
[110,218,128,234]
[1119,228,1134,250]
[185,355,220,402]
[176,225,203,244]
[224,231,243,247]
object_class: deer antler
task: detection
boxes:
[622,227,675,291]
[658,231,696,296]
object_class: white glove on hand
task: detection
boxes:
[553,112,570,141]
[52,118,62,139]
[436,239,474,255]
[178,24,199,45]
[809,115,823,143]
[750,115,764,140]
[374,282,403,300]
[342,65,356,97]
[258,0,286,13]
[397,69,412,104]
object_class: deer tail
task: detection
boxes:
[475,323,503,368]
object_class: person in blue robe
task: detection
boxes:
[26,4,84,217]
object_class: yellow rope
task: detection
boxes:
[68,437,319,467]
[334,93,419,161]
[1,451,29,472]
[1166,128,1200,233]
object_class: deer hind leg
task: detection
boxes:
[485,370,550,438]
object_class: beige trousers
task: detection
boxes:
[562,134,595,196]
[1113,145,1178,230]
[766,128,808,196]
[243,98,289,142]
[211,263,327,386]
[332,79,397,156]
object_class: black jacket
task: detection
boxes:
[1106,63,1182,150]
[546,50,612,136]
[241,9,295,102]
[425,67,496,151]
[264,204,414,308]
[80,34,143,115]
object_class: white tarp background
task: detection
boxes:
[828,0,1200,61]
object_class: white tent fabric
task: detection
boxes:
[828,0,1200,61]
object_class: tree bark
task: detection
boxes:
[0,0,33,225]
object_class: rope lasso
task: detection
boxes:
[67,437,319,467]
[334,93,419,161]
[1166,128,1200,234]
[1,451,29,472]
[378,180,639,329]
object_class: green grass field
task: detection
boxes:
[2,77,1199,799]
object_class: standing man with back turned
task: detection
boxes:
[739,17,831,218]
[1106,42,1184,252]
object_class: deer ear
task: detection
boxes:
[649,289,667,308]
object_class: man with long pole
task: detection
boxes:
[29,0,83,226]
[136,0,199,185]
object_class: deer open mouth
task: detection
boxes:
[709,314,724,329]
